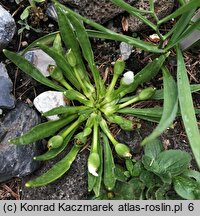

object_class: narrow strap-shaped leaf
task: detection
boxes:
[111,0,157,31]
[36,43,80,90]
[55,5,90,82]
[42,105,87,117]
[54,2,164,54]
[66,13,102,97]
[10,114,77,145]
[21,31,59,55]
[34,128,77,161]
[26,144,81,187]
[176,46,200,169]
[103,133,116,191]
[158,0,200,25]
[141,66,178,145]
[3,49,65,92]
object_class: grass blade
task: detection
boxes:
[54,2,164,53]
[152,84,200,100]
[111,0,157,31]
[141,66,178,145]
[176,46,200,169]
[158,0,199,25]
[164,10,195,45]
[87,30,164,53]
[3,49,65,92]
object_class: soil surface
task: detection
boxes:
[0,0,199,200]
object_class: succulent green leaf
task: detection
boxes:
[26,145,81,187]
[36,43,80,90]
[21,32,58,55]
[34,129,77,161]
[9,114,77,145]
[103,134,116,191]
[3,49,65,92]
[142,66,178,145]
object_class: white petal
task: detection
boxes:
[123,71,134,85]
[88,164,99,177]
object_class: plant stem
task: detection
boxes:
[60,116,86,138]
[99,118,118,146]
[118,96,139,109]
[91,121,99,153]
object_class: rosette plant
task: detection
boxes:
[3,0,200,197]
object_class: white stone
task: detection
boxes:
[24,49,56,77]
[0,109,2,115]
[33,91,67,121]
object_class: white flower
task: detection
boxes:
[88,152,100,177]
[88,164,99,177]
[122,71,134,85]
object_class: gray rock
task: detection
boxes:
[46,3,58,21]
[0,63,15,109]
[0,102,43,183]
[120,42,133,60]
[22,148,89,200]
[127,0,175,32]
[59,0,136,23]
[24,49,56,77]
[0,5,16,51]
[0,63,9,78]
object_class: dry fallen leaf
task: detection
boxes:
[122,16,129,32]
[149,34,160,43]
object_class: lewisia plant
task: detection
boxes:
[3,2,184,196]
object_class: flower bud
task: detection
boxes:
[83,127,92,137]
[88,152,100,176]
[137,87,156,101]
[48,135,63,149]
[75,132,87,145]
[121,71,134,85]
[48,65,63,81]
[66,49,77,67]
[114,59,125,75]
[115,143,132,158]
